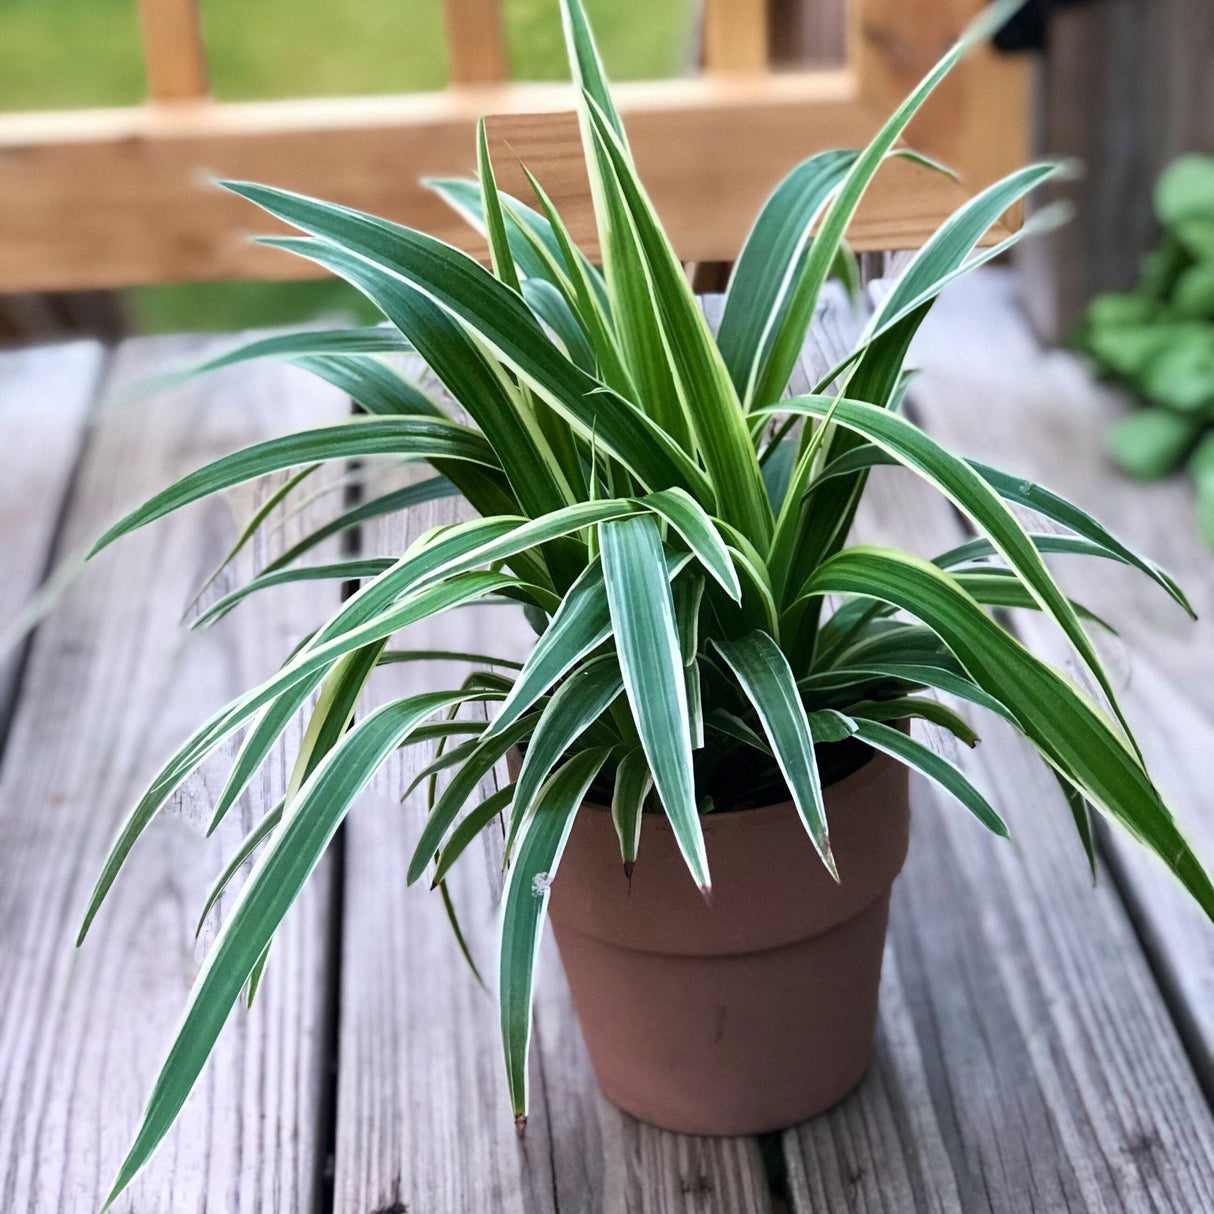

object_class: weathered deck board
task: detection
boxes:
[905,269,1214,1097]
[0,341,347,1213]
[782,459,1214,1212]
[0,340,104,730]
[768,278,1214,1212]
[334,360,774,1212]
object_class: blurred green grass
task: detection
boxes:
[0,0,693,332]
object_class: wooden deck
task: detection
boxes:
[1,268,1211,1212]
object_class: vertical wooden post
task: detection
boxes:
[443,0,510,86]
[703,0,769,73]
[136,0,209,102]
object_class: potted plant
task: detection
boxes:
[72,0,1211,1203]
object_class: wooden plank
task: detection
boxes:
[1016,0,1214,341]
[443,0,509,86]
[137,0,209,102]
[703,0,769,73]
[0,72,1010,291]
[334,363,774,1212]
[0,340,104,730]
[770,281,1214,1211]
[904,267,1214,1095]
[853,0,1029,191]
[0,337,348,1212]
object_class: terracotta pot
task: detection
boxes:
[545,749,910,1136]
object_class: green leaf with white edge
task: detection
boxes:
[477,119,522,293]
[191,560,393,630]
[611,746,652,874]
[406,713,539,885]
[673,570,704,666]
[718,150,859,400]
[583,96,772,547]
[431,781,518,887]
[750,0,1026,410]
[258,477,458,578]
[485,548,691,742]
[639,488,741,600]
[505,655,623,858]
[600,514,708,890]
[558,0,625,142]
[183,463,320,619]
[500,746,610,1125]
[805,708,858,744]
[103,689,473,1208]
[847,716,1007,836]
[523,278,597,373]
[714,631,836,877]
[206,670,326,835]
[224,184,711,500]
[291,354,444,417]
[848,696,981,748]
[402,736,484,801]
[88,416,497,558]
[952,569,1115,633]
[136,326,413,400]
[803,547,1214,919]
[762,394,1137,750]
[78,571,515,943]
[1054,770,1098,880]
[195,801,283,938]
[802,660,1015,726]
[809,446,1194,618]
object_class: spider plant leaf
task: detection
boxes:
[558,0,624,142]
[749,0,1026,410]
[206,671,326,836]
[290,354,444,417]
[848,696,981,747]
[522,278,596,372]
[191,560,393,630]
[258,476,458,577]
[78,572,515,943]
[611,747,653,871]
[810,447,1194,618]
[195,801,284,938]
[765,394,1137,746]
[582,96,772,547]
[639,488,741,600]
[933,531,1129,570]
[137,327,413,400]
[104,690,473,1208]
[406,714,539,885]
[505,655,623,859]
[183,463,321,618]
[601,515,708,891]
[717,149,859,399]
[848,716,1006,836]
[486,549,691,741]
[951,569,1115,633]
[804,547,1214,919]
[673,570,705,665]
[714,631,835,876]
[377,648,522,671]
[500,746,610,1124]
[224,185,710,501]
[88,417,498,558]
[477,119,522,294]
[431,780,517,887]
[1055,771,1098,880]
[402,736,484,801]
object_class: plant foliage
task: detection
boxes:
[1076,154,1214,545]
[61,2,1209,1204]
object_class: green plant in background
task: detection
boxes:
[1077,155,1214,546]
[63,0,1212,1204]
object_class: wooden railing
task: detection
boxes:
[0,0,1027,292]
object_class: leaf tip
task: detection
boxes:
[514,1114,528,1139]
[622,858,635,882]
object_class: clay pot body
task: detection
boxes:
[546,751,910,1135]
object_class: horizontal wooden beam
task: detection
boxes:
[0,72,1010,292]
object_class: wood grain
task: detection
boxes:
[905,268,1214,1098]
[1,70,1009,291]
[0,341,103,730]
[0,338,347,1212]
[753,280,1214,1211]
[333,361,774,1213]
